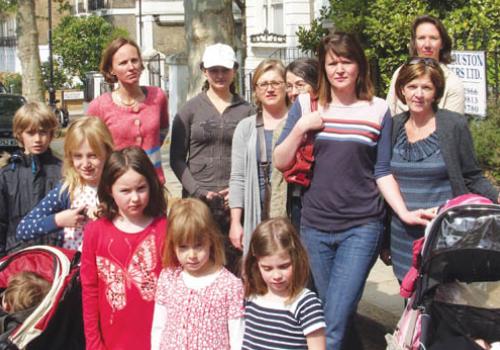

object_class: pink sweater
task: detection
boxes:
[87,86,169,184]
[81,216,167,350]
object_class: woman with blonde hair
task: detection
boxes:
[229,59,290,255]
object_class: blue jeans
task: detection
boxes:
[301,221,383,350]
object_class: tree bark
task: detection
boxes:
[184,0,235,99]
[16,0,44,101]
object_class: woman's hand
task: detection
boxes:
[55,206,87,228]
[218,188,230,208]
[229,220,244,251]
[297,111,324,133]
[205,191,221,201]
[399,208,436,226]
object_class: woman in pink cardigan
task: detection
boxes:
[87,37,168,184]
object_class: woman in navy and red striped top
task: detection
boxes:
[274,32,431,350]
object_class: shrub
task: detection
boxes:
[469,101,500,184]
[0,72,22,94]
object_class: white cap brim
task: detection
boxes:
[202,59,235,69]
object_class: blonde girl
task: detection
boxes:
[242,218,326,350]
[151,198,244,350]
[81,146,167,350]
[16,117,114,250]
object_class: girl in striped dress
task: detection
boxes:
[242,218,326,350]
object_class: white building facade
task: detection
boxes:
[243,0,328,99]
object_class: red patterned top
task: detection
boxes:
[155,267,244,350]
[81,216,167,350]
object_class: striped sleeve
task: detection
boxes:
[295,291,326,335]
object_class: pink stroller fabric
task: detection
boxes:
[400,238,425,298]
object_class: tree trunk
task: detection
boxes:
[16,0,44,101]
[184,0,235,99]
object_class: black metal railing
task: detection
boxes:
[0,36,16,47]
[147,53,162,88]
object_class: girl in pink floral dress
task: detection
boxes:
[151,198,244,350]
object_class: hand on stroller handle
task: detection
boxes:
[399,207,437,227]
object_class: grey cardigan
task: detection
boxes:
[392,109,498,202]
[229,115,286,254]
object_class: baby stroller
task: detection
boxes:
[0,246,84,350]
[387,196,500,350]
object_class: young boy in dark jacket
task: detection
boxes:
[0,102,62,257]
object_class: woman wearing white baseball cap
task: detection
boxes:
[170,43,253,274]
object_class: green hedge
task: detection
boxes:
[469,101,500,185]
[0,72,22,94]
[298,0,500,96]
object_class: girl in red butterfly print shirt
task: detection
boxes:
[81,146,167,350]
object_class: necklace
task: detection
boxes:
[114,92,138,107]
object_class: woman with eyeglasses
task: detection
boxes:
[284,58,320,231]
[228,59,290,255]
[386,58,499,282]
[285,57,319,103]
[274,32,434,349]
[386,15,464,115]
[170,43,253,273]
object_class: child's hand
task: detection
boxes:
[55,206,87,228]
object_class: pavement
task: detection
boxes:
[160,141,404,336]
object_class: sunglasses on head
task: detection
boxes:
[407,57,439,66]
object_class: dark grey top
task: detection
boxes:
[170,91,252,197]
[392,109,498,203]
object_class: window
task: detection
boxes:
[263,0,284,35]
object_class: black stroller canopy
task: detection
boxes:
[418,204,500,298]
